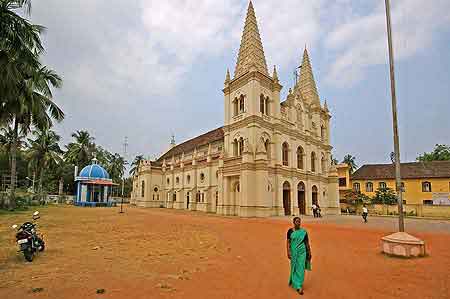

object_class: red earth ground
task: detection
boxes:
[1,205,449,299]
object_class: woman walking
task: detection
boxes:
[287,217,312,295]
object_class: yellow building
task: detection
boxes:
[349,161,450,205]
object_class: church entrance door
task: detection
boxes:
[297,182,306,215]
[283,181,291,216]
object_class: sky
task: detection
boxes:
[29,0,450,167]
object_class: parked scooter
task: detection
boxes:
[12,211,45,262]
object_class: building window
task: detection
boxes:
[265,97,269,116]
[197,191,201,202]
[200,173,205,182]
[422,181,432,192]
[379,182,387,190]
[311,152,316,172]
[233,98,238,116]
[141,181,145,197]
[366,182,373,192]
[260,94,265,114]
[157,194,159,200]
[167,178,170,185]
[239,95,245,113]
[215,191,218,201]
[201,193,205,203]
[173,193,176,201]
[338,178,347,187]
[297,146,304,169]
[353,182,360,192]
[423,200,433,205]
[282,142,289,166]
[401,182,405,192]
[216,170,219,178]
[187,192,190,201]
[186,175,191,184]
[152,194,155,200]
[321,125,326,141]
[176,177,179,184]
[321,155,326,174]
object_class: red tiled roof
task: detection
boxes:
[351,161,450,180]
[157,127,224,162]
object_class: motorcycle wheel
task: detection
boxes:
[24,248,34,262]
[38,241,45,252]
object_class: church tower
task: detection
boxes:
[223,1,282,158]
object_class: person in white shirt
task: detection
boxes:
[311,204,317,218]
[362,205,368,223]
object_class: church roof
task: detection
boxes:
[157,127,224,162]
[234,1,269,79]
[351,161,450,180]
[298,48,320,105]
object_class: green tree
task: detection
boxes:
[64,130,95,168]
[1,1,64,208]
[0,123,25,168]
[343,190,371,205]
[417,144,450,162]
[27,129,63,199]
[342,154,358,174]
[107,153,127,182]
[129,155,144,176]
[372,187,397,205]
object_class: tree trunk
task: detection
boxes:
[38,169,44,203]
[9,118,18,210]
[58,177,64,195]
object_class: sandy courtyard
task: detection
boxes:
[1,205,449,299]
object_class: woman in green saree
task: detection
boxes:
[287,217,312,295]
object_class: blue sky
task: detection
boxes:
[30,0,450,167]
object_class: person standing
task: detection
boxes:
[362,205,368,223]
[287,217,312,295]
[311,203,317,218]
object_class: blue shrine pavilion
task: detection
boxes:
[74,158,117,207]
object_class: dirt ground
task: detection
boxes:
[1,205,449,299]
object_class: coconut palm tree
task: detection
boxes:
[27,128,63,200]
[0,123,25,168]
[342,154,358,174]
[108,153,127,182]
[64,130,95,168]
[129,155,144,176]
[1,1,64,209]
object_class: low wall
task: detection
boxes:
[340,203,450,219]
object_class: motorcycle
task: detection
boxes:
[12,211,45,262]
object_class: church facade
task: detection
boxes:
[131,1,340,217]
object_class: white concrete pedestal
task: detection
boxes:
[381,232,426,258]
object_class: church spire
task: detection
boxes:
[234,1,269,79]
[225,68,231,84]
[299,47,320,105]
[272,65,279,82]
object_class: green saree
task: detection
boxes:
[288,228,311,290]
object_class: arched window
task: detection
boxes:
[176,177,179,184]
[379,182,387,190]
[311,152,316,172]
[353,182,361,192]
[238,137,244,156]
[260,94,265,114]
[265,96,269,115]
[141,181,145,197]
[297,146,304,169]
[239,95,245,113]
[186,175,191,184]
[366,182,373,192]
[233,139,238,156]
[282,142,289,166]
[233,98,238,116]
[167,178,170,185]
[321,155,326,174]
[200,173,205,182]
[264,139,271,160]
[422,181,432,192]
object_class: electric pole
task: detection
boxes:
[120,136,128,213]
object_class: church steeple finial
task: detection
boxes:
[299,47,320,104]
[234,1,269,79]
[225,68,231,84]
[272,65,279,82]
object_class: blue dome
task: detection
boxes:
[79,163,110,179]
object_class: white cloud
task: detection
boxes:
[325,0,450,86]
